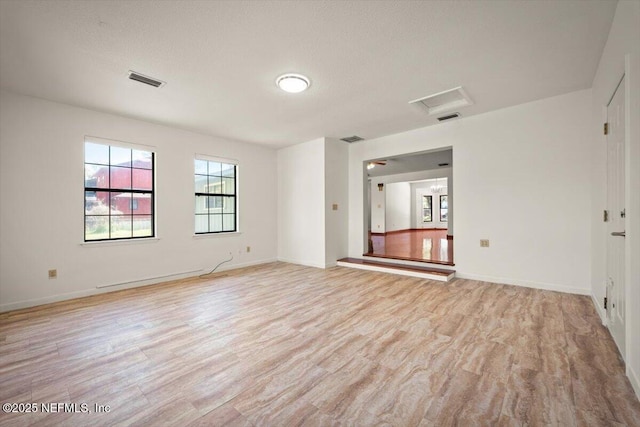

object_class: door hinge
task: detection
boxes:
[604,297,608,310]
[604,210,609,222]
[604,122,609,135]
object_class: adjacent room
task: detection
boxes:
[1,1,639,425]
[366,149,454,265]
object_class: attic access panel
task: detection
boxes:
[409,86,473,116]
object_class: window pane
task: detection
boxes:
[86,191,110,214]
[208,196,223,211]
[441,209,448,222]
[208,161,221,176]
[207,176,222,194]
[110,146,131,167]
[133,194,152,215]
[132,150,152,169]
[222,177,235,195]
[85,164,109,188]
[132,215,152,237]
[195,159,208,175]
[223,196,235,214]
[210,213,222,232]
[132,168,152,190]
[195,195,208,214]
[111,216,132,238]
[111,192,134,214]
[195,214,208,233]
[223,214,235,231]
[440,195,448,209]
[85,142,109,165]
[422,196,431,209]
[221,163,235,178]
[85,216,109,240]
[110,166,131,189]
[195,175,208,193]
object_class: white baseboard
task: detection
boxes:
[454,272,591,295]
[591,293,608,325]
[277,257,326,269]
[629,364,640,401]
[204,258,278,274]
[0,258,276,313]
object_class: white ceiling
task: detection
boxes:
[367,149,452,177]
[0,0,616,148]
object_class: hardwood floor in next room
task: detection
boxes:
[1,262,639,426]
[368,229,454,265]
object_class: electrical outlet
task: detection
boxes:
[246,246,251,253]
[48,269,57,279]
[480,239,490,248]
[332,203,338,211]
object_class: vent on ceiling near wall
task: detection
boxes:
[437,113,460,122]
[128,70,166,88]
[341,135,365,143]
[409,86,473,116]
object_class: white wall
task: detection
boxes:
[277,137,348,268]
[349,89,592,294]
[277,138,325,268]
[385,182,411,232]
[0,90,278,311]
[590,0,640,397]
[325,138,349,266]
[370,180,386,233]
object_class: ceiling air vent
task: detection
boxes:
[341,135,364,143]
[437,113,461,122]
[128,70,166,88]
[409,86,473,116]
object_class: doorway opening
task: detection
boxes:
[364,148,454,265]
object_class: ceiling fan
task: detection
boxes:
[367,160,386,170]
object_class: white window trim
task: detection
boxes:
[194,153,240,234]
[83,136,157,243]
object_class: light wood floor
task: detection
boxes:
[1,262,639,426]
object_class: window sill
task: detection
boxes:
[193,231,242,239]
[81,237,160,247]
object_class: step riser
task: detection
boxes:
[363,255,455,271]
[337,261,454,282]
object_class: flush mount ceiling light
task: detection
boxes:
[276,73,310,93]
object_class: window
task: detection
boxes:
[422,195,432,222]
[84,139,154,241]
[195,157,237,233]
[440,195,448,222]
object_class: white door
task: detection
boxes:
[606,76,626,356]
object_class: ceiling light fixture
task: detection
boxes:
[276,73,310,93]
[367,163,375,170]
[431,177,443,193]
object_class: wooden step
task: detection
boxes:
[337,257,455,282]
[363,253,455,266]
